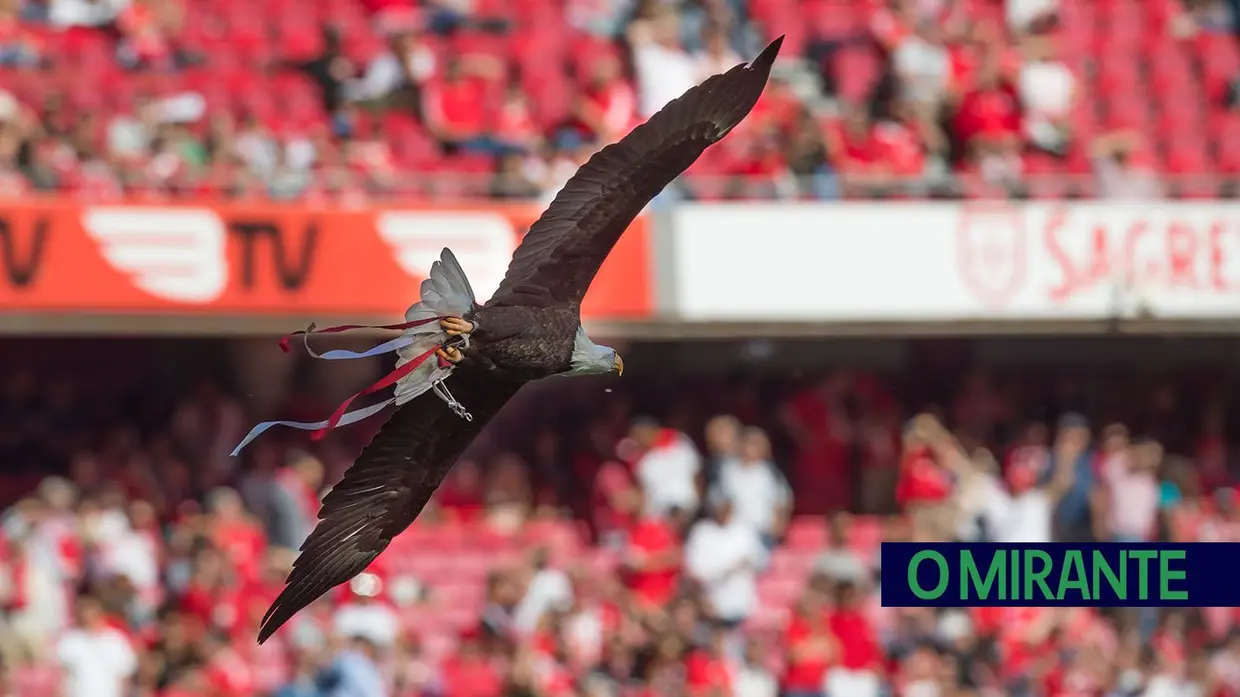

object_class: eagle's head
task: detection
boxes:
[569,326,624,377]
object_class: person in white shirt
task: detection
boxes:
[628,6,698,119]
[513,547,573,635]
[1007,0,1059,35]
[332,573,400,648]
[349,31,437,105]
[685,491,767,626]
[1018,34,1075,154]
[892,19,951,111]
[993,434,1078,544]
[56,595,138,697]
[1104,436,1161,543]
[632,418,703,518]
[715,427,791,547]
[50,0,128,28]
[692,23,742,83]
[735,638,778,697]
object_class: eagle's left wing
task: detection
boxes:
[485,36,783,308]
[256,372,520,644]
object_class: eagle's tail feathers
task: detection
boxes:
[405,248,476,321]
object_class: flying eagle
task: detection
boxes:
[242,36,783,644]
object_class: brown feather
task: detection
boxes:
[256,373,521,644]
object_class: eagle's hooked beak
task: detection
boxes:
[613,353,624,377]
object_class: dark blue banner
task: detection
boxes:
[879,543,1240,607]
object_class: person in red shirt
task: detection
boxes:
[567,52,637,145]
[199,630,255,697]
[952,51,1024,184]
[779,373,856,513]
[824,104,895,197]
[783,589,839,697]
[622,504,682,610]
[895,416,955,541]
[685,628,734,697]
[206,487,267,583]
[493,84,541,154]
[436,459,486,523]
[441,628,503,697]
[825,581,883,697]
[422,57,502,157]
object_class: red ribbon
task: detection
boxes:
[278,317,445,353]
[309,343,444,441]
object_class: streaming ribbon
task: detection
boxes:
[230,317,452,457]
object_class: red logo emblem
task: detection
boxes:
[956,203,1028,309]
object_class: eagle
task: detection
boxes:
[242,35,783,644]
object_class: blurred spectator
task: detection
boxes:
[825,580,882,697]
[684,491,765,627]
[713,426,791,547]
[482,453,533,533]
[55,594,138,697]
[1018,32,1075,156]
[952,50,1023,189]
[563,51,636,147]
[693,22,741,81]
[0,0,40,66]
[350,29,434,111]
[1092,129,1164,199]
[629,5,697,119]
[50,0,126,28]
[1047,413,1096,543]
[264,450,324,552]
[629,417,703,519]
[701,414,740,494]
[493,84,540,153]
[782,588,838,697]
[1007,0,1059,35]
[293,26,356,118]
[333,573,400,648]
[439,628,502,697]
[892,17,951,117]
[622,499,681,610]
[116,0,186,70]
[319,634,389,697]
[205,487,267,581]
[895,416,954,541]
[422,57,504,156]
[816,512,867,584]
[782,106,840,200]
[513,547,572,636]
[489,150,541,199]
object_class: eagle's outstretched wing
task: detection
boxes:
[256,373,521,644]
[485,36,783,308]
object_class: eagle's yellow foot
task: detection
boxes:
[436,346,463,364]
[440,317,475,336]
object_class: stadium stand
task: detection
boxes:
[1,0,1239,200]
[1,344,1239,697]
[2,0,1240,695]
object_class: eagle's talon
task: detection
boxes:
[440,317,475,337]
[436,346,463,364]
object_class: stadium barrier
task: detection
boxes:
[0,201,652,322]
[1,199,1238,334]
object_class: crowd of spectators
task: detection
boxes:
[0,0,1238,202]
[0,350,1239,696]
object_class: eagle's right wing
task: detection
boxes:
[484,36,783,309]
[256,372,521,644]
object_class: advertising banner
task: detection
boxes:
[669,202,1240,322]
[0,202,652,321]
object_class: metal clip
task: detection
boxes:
[431,379,473,421]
